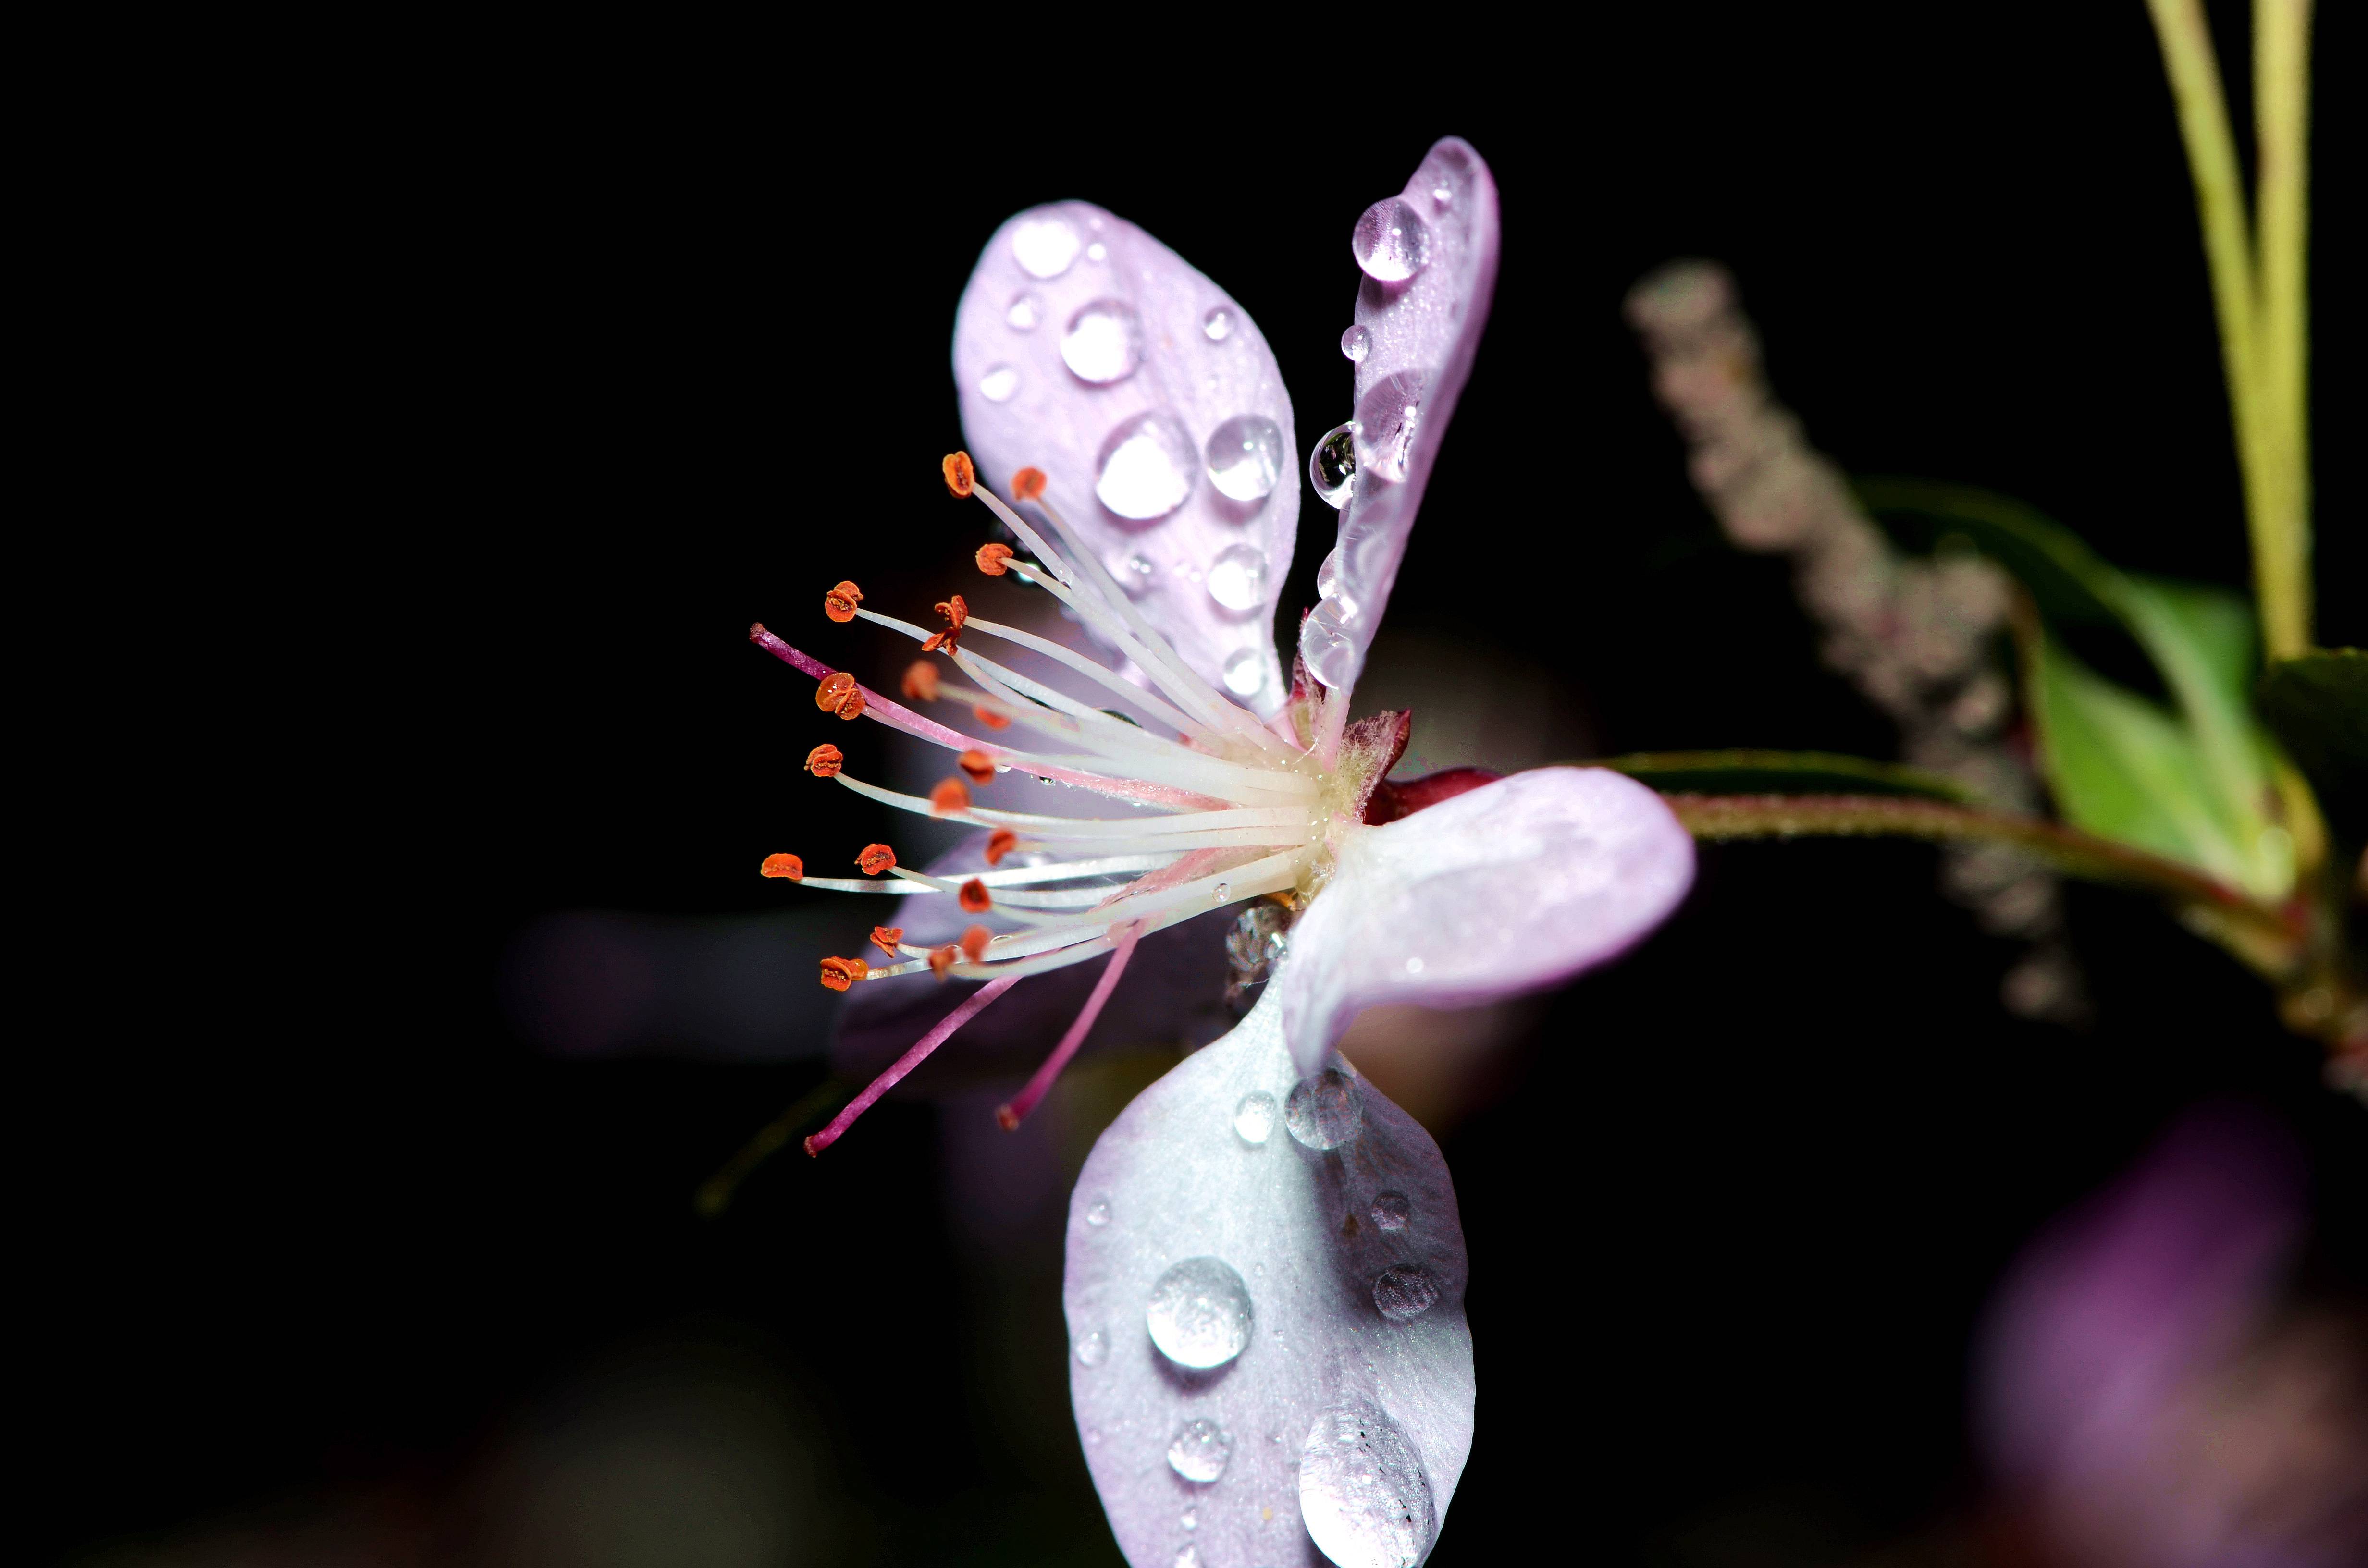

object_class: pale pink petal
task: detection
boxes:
[1280,767,1693,1078]
[953,203,1298,712]
[1066,988,1473,1568]
[1301,137,1502,698]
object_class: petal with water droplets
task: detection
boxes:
[1303,137,1501,698]
[1066,988,1472,1568]
[953,203,1298,713]
[1280,767,1694,1078]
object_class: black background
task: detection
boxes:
[41,6,2363,1564]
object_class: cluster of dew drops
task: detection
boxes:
[971,182,1451,708]
[1074,1064,1443,1568]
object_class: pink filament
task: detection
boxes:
[804,974,1020,1156]
[996,921,1143,1130]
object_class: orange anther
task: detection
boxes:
[761,852,804,881]
[900,660,941,701]
[930,777,973,816]
[818,955,870,991]
[959,878,992,913]
[957,749,996,784]
[815,671,865,720]
[824,580,865,623]
[804,744,844,779]
[869,925,905,959]
[973,705,1011,731]
[857,843,897,875]
[1011,467,1047,501]
[975,542,1015,576]
[921,593,970,656]
[984,829,1018,866]
[960,925,992,961]
[942,451,975,497]
[928,944,959,978]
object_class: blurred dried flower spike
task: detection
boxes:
[1628,262,2087,1023]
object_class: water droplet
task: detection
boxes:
[1146,1256,1255,1369]
[1340,324,1371,363]
[1180,1504,1198,1531]
[1354,370,1427,486]
[1204,415,1283,502]
[1085,241,1108,262]
[1370,1191,1410,1231]
[1076,1328,1107,1366]
[1221,648,1265,698]
[1006,291,1044,331]
[1212,882,1231,902]
[1060,299,1144,385]
[1094,412,1195,520]
[1298,603,1358,690]
[1206,544,1269,611]
[1086,1199,1110,1226]
[1171,1549,1202,1568]
[1372,1265,1440,1323]
[1201,306,1233,342]
[1167,1417,1234,1482]
[1431,183,1453,208]
[978,364,1019,404]
[1011,215,1082,280]
[1309,422,1358,510]
[1403,956,1424,975]
[1233,1090,1277,1144]
[1285,1069,1362,1150]
[1299,1401,1436,1568]
[1351,198,1432,283]
[1314,546,1360,619]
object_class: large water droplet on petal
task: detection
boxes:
[1203,414,1283,502]
[1372,1265,1440,1323]
[1285,1069,1362,1150]
[1233,1090,1277,1144]
[1166,1417,1233,1482]
[1060,299,1144,385]
[1012,215,1082,280]
[1146,1256,1254,1369]
[1221,648,1265,698]
[1353,370,1428,486]
[1314,546,1359,618]
[1005,291,1044,331]
[1299,602,1358,690]
[1351,198,1432,283]
[1369,1191,1411,1231]
[1340,324,1371,363]
[1094,412,1196,520]
[1206,544,1268,611]
[978,363,1019,403]
[1310,422,1358,510]
[1299,1401,1436,1568]
[1076,1328,1107,1366]
[1201,306,1233,342]
[1086,1198,1111,1226]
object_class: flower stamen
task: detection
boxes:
[804,744,844,778]
[761,853,804,881]
[815,671,865,720]
[818,955,870,991]
[857,843,897,875]
[824,580,865,623]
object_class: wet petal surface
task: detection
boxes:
[1066,988,1472,1567]
[954,203,1299,712]
[1303,138,1501,698]
[1281,768,1694,1077]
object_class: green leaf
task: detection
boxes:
[2259,649,2368,844]
[1586,750,1977,802]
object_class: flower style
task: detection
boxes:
[753,139,1695,1566]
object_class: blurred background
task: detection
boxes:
[41,5,2363,1564]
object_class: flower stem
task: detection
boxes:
[2144,0,2314,659]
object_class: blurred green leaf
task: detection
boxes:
[1588,750,1977,802]
[2259,649,2368,844]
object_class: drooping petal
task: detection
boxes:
[1302,138,1502,698]
[1066,986,1472,1568]
[1280,767,1693,1078]
[953,202,1299,713]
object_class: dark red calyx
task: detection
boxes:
[1364,766,1504,825]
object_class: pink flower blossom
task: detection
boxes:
[753,138,1694,1565]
